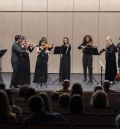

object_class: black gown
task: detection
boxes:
[59,45,71,82]
[116,42,120,68]
[100,43,117,82]
[33,49,48,84]
[17,46,34,85]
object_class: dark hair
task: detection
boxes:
[59,93,70,107]
[15,35,21,41]
[94,85,102,92]
[83,35,93,44]
[39,37,47,46]
[19,85,29,97]
[63,37,69,45]
[24,87,36,100]
[0,83,6,90]
[102,80,111,92]
[28,95,45,113]
[39,92,50,112]
[71,83,83,96]
[91,90,108,108]
[51,92,59,101]
[69,94,83,113]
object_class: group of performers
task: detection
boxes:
[10,34,120,88]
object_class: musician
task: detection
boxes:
[17,36,34,85]
[99,36,117,83]
[10,35,27,88]
[33,37,50,85]
[59,37,71,82]
[116,37,120,71]
[78,35,94,83]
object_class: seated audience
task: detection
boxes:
[39,92,51,112]
[19,85,29,97]
[24,87,36,100]
[24,95,67,125]
[90,90,109,108]
[0,83,6,90]
[0,90,16,122]
[59,93,70,107]
[93,85,102,92]
[56,79,70,94]
[70,83,83,96]
[69,94,83,114]
[102,80,117,93]
[116,114,120,129]
[51,92,59,101]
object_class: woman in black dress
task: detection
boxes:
[17,36,34,85]
[59,37,71,82]
[33,37,49,85]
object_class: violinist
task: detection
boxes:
[78,35,95,83]
[17,36,34,86]
[59,37,71,82]
[33,37,52,85]
[99,36,117,83]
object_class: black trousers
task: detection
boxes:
[11,60,19,86]
[82,54,93,80]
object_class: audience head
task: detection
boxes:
[116,114,120,129]
[0,90,11,116]
[24,87,36,100]
[71,83,83,96]
[19,85,29,97]
[69,94,83,113]
[62,79,70,91]
[91,90,108,108]
[0,83,6,90]
[93,85,102,92]
[102,80,111,93]
[28,95,45,114]
[51,92,59,101]
[39,92,50,112]
[59,93,70,107]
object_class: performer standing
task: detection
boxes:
[59,37,71,82]
[17,36,34,85]
[99,36,117,83]
[116,37,120,71]
[10,35,27,88]
[78,35,94,83]
[33,37,50,85]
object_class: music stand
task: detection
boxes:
[85,47,100,85]
[52,46,68,84]
[0,49,7,83]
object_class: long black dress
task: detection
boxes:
[59,45,71,82]
[17,46,34,85]
[100,43,117,82]
[33,49,48,84]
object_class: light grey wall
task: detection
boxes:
[0,0,120,73]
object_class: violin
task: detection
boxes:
[40,42,54,51]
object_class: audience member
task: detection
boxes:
[70,83,83,96]
[59,93,70,107]
[56,79,70,94]
[90,90,109,108]
[19,85,29,97]
[39,92,51,112]
[93,85,102,92]
[51,92,59,101]
[0,90,16,122]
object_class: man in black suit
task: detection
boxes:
[10,35,27,88]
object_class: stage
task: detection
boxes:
[1,73,120,92]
